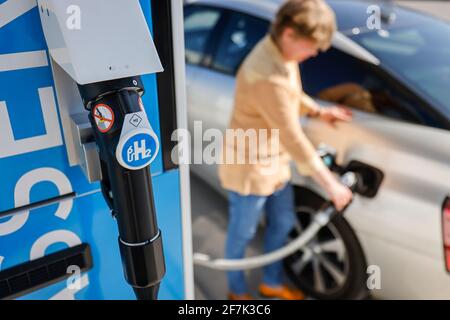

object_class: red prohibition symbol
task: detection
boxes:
[93,104,115,133]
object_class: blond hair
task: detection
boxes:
[271,0,337,51]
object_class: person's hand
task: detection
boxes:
[319,106,353,126]
[312,167,354,212]
[327,180,353,212]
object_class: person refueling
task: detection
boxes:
[218,0,354,300]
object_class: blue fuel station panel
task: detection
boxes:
[0,0,186,300]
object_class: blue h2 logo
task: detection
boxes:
[116,130,159,170]
[127,137,152,163]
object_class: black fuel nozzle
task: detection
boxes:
[316,170,363,223]
[77,76,166,300]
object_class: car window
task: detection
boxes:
[301,48,431,125]
[352,21,450,121]
[184,6,222,65]
[211,12,269,75]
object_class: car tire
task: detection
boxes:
[283,186,369,300]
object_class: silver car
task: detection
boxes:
[185,0,450,299]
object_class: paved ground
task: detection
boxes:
[397,0,450,21]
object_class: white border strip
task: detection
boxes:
[0,0,37,29]
[171,0,195,300]
[0,51,49,72]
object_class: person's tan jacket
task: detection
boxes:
[218,35,327,196]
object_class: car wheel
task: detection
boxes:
[284,187,369,300]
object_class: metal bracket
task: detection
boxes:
[70,113,102,183]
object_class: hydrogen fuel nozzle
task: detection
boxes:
[78,77,166,300]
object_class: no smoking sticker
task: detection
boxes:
[93,104,115,133]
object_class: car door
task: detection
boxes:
[185,7,269,187]
[294,46,450,299]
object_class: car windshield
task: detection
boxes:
[349,15,450,115]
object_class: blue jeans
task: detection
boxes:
[225,183,296,294]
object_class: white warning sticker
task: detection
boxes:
[93,104,115,133]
